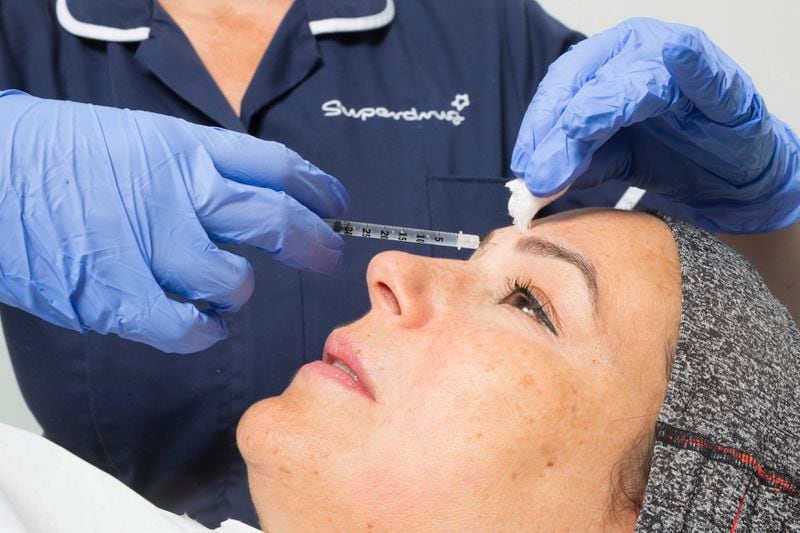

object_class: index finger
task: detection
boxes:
[512,27,622,177]
[662,30,755,126]
[190,125,350,218]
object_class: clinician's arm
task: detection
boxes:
[719,223,800,326]
[512,18,800,234]
[0,91,349,353]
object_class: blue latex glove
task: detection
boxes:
[0,91,349,353]
[512,18,800,233]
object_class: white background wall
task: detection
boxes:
[1,1,799,433]
[536,0,800,130]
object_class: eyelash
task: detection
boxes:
[496,277,558,336]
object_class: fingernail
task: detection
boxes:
[321,227,345,250]
[328,178,350,211]
[210,311,230,339]
[663,32,699,64]
[311,247,344,274]
[510,143,531,178]
[328,249,344,272]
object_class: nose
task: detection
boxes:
[366,251,436,329]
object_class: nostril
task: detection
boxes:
[376,281,401,315]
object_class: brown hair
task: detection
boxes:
[608,428,657,523]
[608,326,679,523]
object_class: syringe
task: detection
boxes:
[325,219,481,250]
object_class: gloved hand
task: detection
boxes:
[0,91,349,353]
[512,18,800,233]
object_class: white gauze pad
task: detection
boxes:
[505,178,568,233]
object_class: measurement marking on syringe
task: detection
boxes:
[325,219,480,250]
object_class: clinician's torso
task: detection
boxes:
[0,0,593,526]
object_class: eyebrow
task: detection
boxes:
[514,236,599,312]
[477,230,599,311]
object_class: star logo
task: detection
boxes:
[451,94,470,112]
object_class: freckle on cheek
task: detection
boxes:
[518,373,535,388]
[510,471,518,480]
[538,442,558,470]
[475,432,483,440]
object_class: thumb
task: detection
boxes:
[118,287,229,354]
[520,125,633,196]
[516,120,581,196]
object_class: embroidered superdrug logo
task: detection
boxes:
[321,94,470,126]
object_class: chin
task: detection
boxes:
[236,396,280,468]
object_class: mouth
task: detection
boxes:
[322,330,376,401]
[330,359,361,382]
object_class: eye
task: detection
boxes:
[497,277,558,336]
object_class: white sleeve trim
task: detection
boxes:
[614,186,647,210]
[56,0,150,42]
[308,0,395,36]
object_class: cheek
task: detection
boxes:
[362,331,575,494]
[412,329,618,484]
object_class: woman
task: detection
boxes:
[3,1,799,526]
[238,208,799,530]
[2,209,798,531]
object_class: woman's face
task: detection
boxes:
[238,210,682,531]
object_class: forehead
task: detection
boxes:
[485,211,676,270]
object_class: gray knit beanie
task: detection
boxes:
[635,216,800,530]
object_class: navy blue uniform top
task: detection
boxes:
[0,0,688,527]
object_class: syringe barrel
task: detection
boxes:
[324,219,480,250]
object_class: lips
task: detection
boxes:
[322,330,376,401]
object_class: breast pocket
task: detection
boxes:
[426,175,510,260]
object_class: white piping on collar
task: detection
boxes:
[56,0,150,42]
[308,0,395,36]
